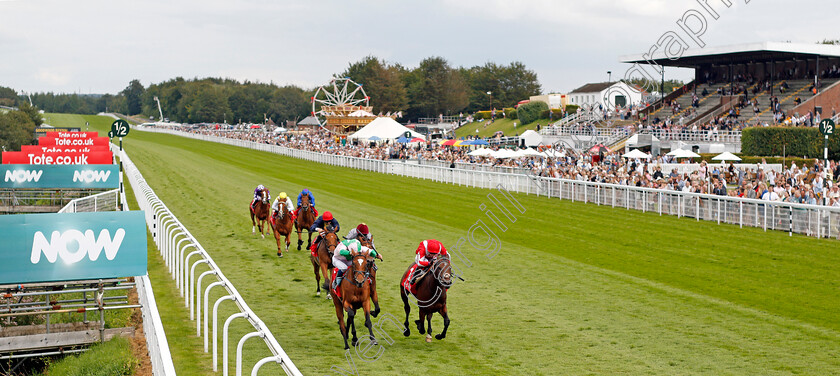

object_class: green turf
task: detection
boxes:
[39,336,137,376]
[454,117,555,138]
[50,113,840,375]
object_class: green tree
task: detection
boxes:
[342,56,408,113]
[462,62,542,112]
[405,57,469,119]
[0,110,35,151]
[17,102,43,126]
[0,86,17,107]
[121,79,145,115]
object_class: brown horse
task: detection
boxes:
[331,251,378,350]
[250,192,270,238]
[295,195,316,250]
[358,237,380,317]
[311,229,338,297]
[401,255,452,342]
[270,204,294,257]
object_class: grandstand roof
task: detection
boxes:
[620,42,840,68]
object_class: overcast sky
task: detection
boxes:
[1,0,838,95]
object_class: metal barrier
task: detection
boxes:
[58,189,119,213]
[638,129,742,143]
[138,127,840,240]
[116,144,302,376]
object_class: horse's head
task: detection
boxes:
[261,191,269,204]
[300,194,310,208]
[431,255,453,289]
[349,251,371,286]
[324,230,339,253]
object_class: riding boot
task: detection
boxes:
[333,269,345,290]
[409,266,425,285]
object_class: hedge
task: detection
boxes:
[516,101,548,125]
[742,126,839,159]
[504,107,517,119]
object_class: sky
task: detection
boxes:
[1,0,838,95]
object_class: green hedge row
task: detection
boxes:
[475,108,515,120]
[742,127,840,159]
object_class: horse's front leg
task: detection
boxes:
[363,299,378,345]
[435,305,450,340]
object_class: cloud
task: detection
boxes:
[35,68,71,87]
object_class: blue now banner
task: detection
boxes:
[0,164,119,189]
[0,211,147,284]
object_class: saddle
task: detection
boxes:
[401,264,428,295]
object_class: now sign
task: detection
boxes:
[0,211,147,284]
[0,165,119,189]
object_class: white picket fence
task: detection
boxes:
[139,127,840,240]
[58,189,119,213]
[115,143,303,376]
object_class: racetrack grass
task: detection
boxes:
[52,114,840,375]
[38,336,137,376]
[454,117,551,138]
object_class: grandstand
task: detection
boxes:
[621,42,840,127]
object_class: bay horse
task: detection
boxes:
[331,251,378,350]
[400,255,452,342]
[358,237,380,317]
[295,195,316,250]
[250,191,270,238]
[270,204,294,257]
[311,228,338,297]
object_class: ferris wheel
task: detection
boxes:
[311,77,370,127]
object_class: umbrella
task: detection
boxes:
[368,136,381,141]
[492,149,519,159]
[410,137,426,143]
[441,139,458,146]
[666,148,701,158]
[622,149,652,159]
[249,125,261,129]
[712,151,741,161]
[453,140,468,147]
[588,144,610,153]
[397,136,410,143]
[540,149,561,158]
[470,139,490,146]
[517,148,541,157]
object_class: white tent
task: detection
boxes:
[519,130,543,147]
[348,117,423,141]
[667,148,701,158]
[540,149,562,158]
[491,149,519,159]
[626,133,660,145]
[622,149,651,159]
[516,148,541,157]
[348,110,375,117]
[712,151,741,161]
[468,148,493,157]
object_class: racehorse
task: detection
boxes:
[270,203,294,257]
[250,191,270,238]
[358,237,380,317]
[330,251,378,350]
[295,195,316,250]
[401,255,452,342]
[311,228,338,297]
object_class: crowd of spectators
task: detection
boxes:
[161,125,840,207]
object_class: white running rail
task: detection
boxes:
[58,189,119,213]
[137,127,840,240]
[114,144,303,376]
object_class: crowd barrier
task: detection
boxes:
[139,127,840,240]
[115,143,303,376]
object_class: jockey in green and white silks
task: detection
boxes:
[332,239,380,289]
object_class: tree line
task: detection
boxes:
[9,56,542,124]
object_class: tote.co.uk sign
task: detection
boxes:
[0,211,147,284]
[1,165,119,188]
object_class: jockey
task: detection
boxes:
[345,223,374,249]
[331,239,381,289]
[410,239,448,284]
[251,185,270,209]
[271,192,295,222]
[295,188,316,218]
[310,211,339,252]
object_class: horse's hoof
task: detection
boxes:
[261,234,265,239]
[435,334,445,340]
[370,338,378,346]
[316,291,320,296]
[344,344,349,350]
[403,329,410,337]
[351,339,358,347]
[277,252,283,258]
[425,335,432,343]
[371,309,380,318]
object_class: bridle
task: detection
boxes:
[349,253,373,287]
[430,255,453,289]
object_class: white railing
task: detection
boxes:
[137,127,840,239]
[57,189,119,213]
[115,144,303,376]
[135,275,177,376]
[638,129,742,143]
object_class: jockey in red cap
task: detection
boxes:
[345,223,374,249]
[309,211,339,252]
[408,239,448,285]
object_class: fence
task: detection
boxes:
[58,189,119,213]
[138,127,840,240]
[638,129,742,144]
[115,144,303,376]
